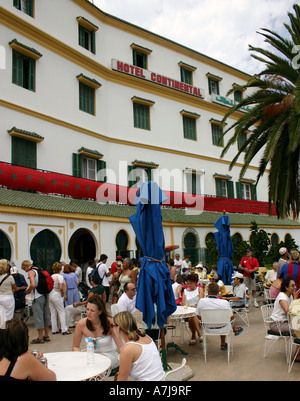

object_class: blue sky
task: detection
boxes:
[92,0,296,75]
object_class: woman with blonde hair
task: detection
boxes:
[0,259,17,323]
[113,311,165,381]
[49,262,70,335]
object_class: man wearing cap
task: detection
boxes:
[238,248,260,308]
[277,247,289,278]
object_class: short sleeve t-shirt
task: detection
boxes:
[240,256,259,278]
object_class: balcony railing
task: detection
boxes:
[0,162,277,215]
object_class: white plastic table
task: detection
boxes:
[44,351,111,381]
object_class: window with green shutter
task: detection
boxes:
[237,132,247,152]
[208,78,219,95]
[180,67,192,85]
[12,136,36,168]
[211,123,223,147]
[183,116,197,140]
[215,178,234,198]
[186,171,201,195]
[13,0,34,17]
[133,50,147,69]
[133,103,150,130]
[234,90,242,103]
[78,25,96,54]
[236,182,257,200]
[72,153,106,182]
[12,50,35,91]
[79,83,95,115]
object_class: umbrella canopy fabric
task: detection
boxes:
[129,181,177,329]
[214,215,234,285]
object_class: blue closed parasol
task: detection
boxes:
[214,214,234,285]
[129,182,177,370]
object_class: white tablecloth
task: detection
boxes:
[44,351,111,381]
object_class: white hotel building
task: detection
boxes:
[0,0,299,271]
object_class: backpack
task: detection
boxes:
[88,263,103,285]
[30,267,54,295]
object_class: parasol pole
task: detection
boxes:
[160,326,169,371]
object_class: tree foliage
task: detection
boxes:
[220,4,300,220]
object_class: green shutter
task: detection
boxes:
[72,153,82,178]
[251,184,257,201]
[183,116,196,140]
[133,49,137,66]
[215,179,222,197]
[227,181,234,198]
[91,31,96,54]
[12,51,23,87]
[13,0,20,9]
[133,103,150,130]
[28,57,35,91]
[27,0,33,17]
[79,83,94,115]
[128,165,138,188]
[236,182,242,199]
[97,160,106,182]
[12,137,36,168]
[208,78,212,95]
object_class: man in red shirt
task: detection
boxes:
[111,255,123,275]
[238,248,260,308]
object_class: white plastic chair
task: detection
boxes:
[229,293,250,327]
[261,304,290,362]
[288,314,300,373]
[264,288,276,304]
[110,304,119,317]
[200,309,233,363]
[164,358,186,381]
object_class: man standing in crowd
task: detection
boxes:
[238,248,259,308]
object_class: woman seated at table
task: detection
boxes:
[269,277,300,335]
[0,318,56,381]
[113,311,165,381]
[182,273,204,345]
[72,294,122,370]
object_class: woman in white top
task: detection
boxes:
[182,273,204,345]
[72,294,122,370]
[49,262,70,335]
[270,277,299,334]
[113,311,165,381]
[0,259,17,323]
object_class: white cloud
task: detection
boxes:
[92,0,296,75]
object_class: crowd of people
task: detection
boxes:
[1,245,300,380]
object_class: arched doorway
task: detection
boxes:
[116,229,130,258]
[0,230,12,261]
[68,228,96,266]
[30,229,61,272]
[183,230,199,266]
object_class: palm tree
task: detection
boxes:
[220,4,300,220]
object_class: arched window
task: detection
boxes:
[116,230,129,258]
[183,232,199,266]
[271,233,279,247]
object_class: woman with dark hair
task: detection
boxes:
[270,277,299,334]
[72,294,122,369]
[182,273,204,345]
[113,311,165,381]
[0,319,56,381]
